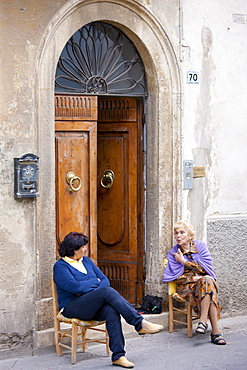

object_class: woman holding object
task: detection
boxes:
[162,220,226,345]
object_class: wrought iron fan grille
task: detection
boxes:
[55,21,147,96]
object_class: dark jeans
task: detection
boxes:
[63,286,143,361]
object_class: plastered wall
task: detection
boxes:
[180,0,247,237]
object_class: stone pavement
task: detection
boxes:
[0,315,247,370]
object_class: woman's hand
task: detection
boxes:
[89,278,101,288]
[192,275,201,282]
[173,249,186,265]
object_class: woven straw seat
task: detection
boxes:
[56,311,105,327]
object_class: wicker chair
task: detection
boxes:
[51,278,110,364]
[164,259,199,337]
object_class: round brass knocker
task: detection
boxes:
[100,170,114,189]
[66,171,82,192]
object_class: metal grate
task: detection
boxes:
[99,262,133,302]
[55,21,147,96]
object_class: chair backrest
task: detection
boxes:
[168,281,177,295]
[51,278,60,318]
[164,258,177,295]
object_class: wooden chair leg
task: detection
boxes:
[81,327,88,352]
[54,317,63,357]
[71,321,78,364]
[168,295,174,333]
[187,303,192,338]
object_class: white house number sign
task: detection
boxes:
[187,71,199,84]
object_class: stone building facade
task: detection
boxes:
[0,0,247,358]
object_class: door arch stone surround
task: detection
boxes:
[35,0,182,330]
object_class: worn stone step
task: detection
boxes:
[34,312,169,349]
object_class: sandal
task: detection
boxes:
[211,333,226,345]
[196,322,208,334]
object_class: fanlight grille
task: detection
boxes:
[55,21,147,96]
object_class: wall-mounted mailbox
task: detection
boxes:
[14,153,39,198]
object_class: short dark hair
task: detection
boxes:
[58,232,89,257]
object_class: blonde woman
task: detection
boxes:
[162,221,226,345]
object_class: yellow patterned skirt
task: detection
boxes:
[176,272,221,320]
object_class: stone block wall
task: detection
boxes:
[207,215,247,317]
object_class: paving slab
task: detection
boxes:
[0,315,246,370]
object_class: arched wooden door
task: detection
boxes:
[55,94,144,305]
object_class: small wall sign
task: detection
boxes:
[193,167,206,178]
[187,71,199,84]
[233,14,247,24]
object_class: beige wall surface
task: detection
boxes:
[0,0,67,356]
[180,0,247,237]
[0,0,246,357]
[179,0,247,319]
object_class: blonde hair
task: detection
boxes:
[173,220,195,239]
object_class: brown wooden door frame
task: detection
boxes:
[136,98,145,305]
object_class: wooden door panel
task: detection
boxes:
[97,97,141,305]
[55,95,97,261]
[97,124,137,260]
[55,131,90,241]
[99,263,137,303]
[97,133,127,249]
[55,95,98,121]
[98,98,137,122]
[55,122,97,260]
[97,122,138,304]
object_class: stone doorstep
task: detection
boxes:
[34,312,169,349]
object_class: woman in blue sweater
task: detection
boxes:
[53,232,163,369]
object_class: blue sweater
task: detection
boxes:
[53,257,110,310]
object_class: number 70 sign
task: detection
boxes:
[187,71,199,84]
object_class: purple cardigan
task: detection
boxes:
[162,240,216,282]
